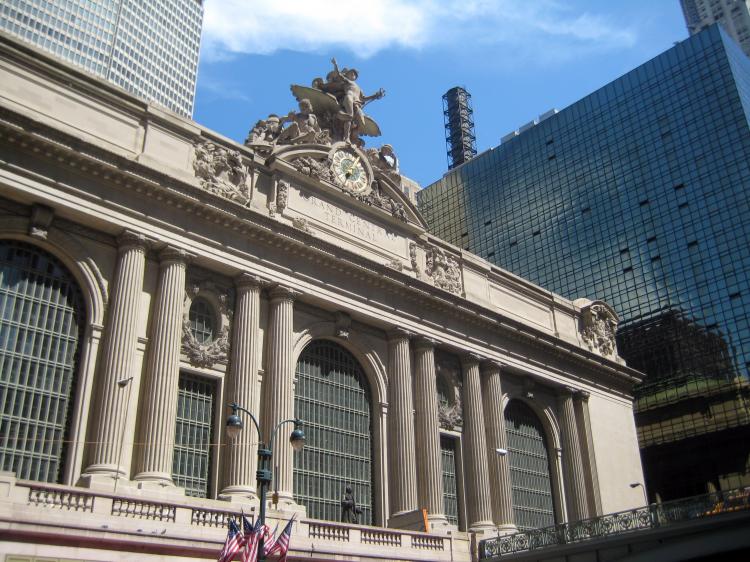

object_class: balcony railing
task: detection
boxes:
[480,487,750,560]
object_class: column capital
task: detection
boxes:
[574,389,591,402]
[386,326,412,341]
[460,352,482,369]
[413,336,437,351]
[117,230,148,253]
[234,273,265,290]
[268,284,299,302]
[158,245,192,265]
[558,385,576,398]
[481,359,505,374]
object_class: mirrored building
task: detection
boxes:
[419,24,750,502]
[0,0,203,116]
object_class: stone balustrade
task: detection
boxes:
[0,476,468,561]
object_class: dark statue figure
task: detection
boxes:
[341,485,362,524]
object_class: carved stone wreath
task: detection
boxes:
[436,353,463,430]
[181,279,234,368]
[425,246,463,295]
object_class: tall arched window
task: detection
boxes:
[294,340,373,524]
[0,241,85,483]
[504,400,556,530]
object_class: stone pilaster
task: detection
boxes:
[134,247,189,485]
[221,274,264,500]
[461,354,494,533]
[386,328,419,526]
[574,390,602,516]
[413,337,448,528]
[481,361,516,534]
[260,285,297,505]
[84,231,147,478]
[558,387,589,521]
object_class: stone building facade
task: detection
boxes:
[0,35,645,561]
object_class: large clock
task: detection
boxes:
[331,148,370,194]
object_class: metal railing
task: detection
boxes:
[480,487,750,560]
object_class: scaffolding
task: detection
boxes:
[443,86,477,169]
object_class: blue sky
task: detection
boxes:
[194,1,688,187]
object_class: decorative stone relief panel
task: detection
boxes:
[192,140,250,205]
[425,246,463,295]
[436,350,463,430]
[576,299,619,359]
[181,275,234,368]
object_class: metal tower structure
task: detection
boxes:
[443,87,477,169]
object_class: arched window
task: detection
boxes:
[504,400,556,530]
[294,340,373,524]
[0,241,85,483]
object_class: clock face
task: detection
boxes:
[331,149,369,193]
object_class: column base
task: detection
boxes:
[426,513,453,533]
[388,509,427,531]
[495,523,518,536]
[218,488,259,506]
[80,463,126,478]
[469,520,497,535]
[77,473,123,492]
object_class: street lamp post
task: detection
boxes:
[630,482,648,506]
[226,402,305,562]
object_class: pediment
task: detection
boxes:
[271,142,427,230]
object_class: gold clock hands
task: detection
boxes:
[344,156,361,178]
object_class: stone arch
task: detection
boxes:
[0,218,107,327]
[502,396,562,530]
[292,322,387,526]
[0,237,90,485]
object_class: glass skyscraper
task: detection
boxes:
[0,0,203,117]
[420,25,750,501]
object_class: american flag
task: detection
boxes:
[265,517,295,562]
[262,521,279,555]
[241,515,264,562]
[217,519,242,562]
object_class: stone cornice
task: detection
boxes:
[0,101,642,393]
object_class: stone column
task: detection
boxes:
[413,337,448,528]
[481,361,516,534]
[386,328,419,525]
[221,274,263,500]
[558,387,589,522]
[134,247,189,485]
[574,391,602,516]
[260,285,297,505]
[84,231,147,479]
[461,354,494,533]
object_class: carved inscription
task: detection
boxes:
[307,196,397,245]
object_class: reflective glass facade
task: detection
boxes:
[420,25,750,501]
[0,0,202,117]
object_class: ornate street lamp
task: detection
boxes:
[226,402,305,561]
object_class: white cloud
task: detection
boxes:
[202,0,637,60]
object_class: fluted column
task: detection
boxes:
[260,285,297,504]
[386,328,418,521]
[85,231,147,477]
[221,274,264,499]
[481,361,516,533]
[558,387,589,521]
[574,391,602,516]
[413,337,447,527]
[461,354,494,532]
[134,247,189,484]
